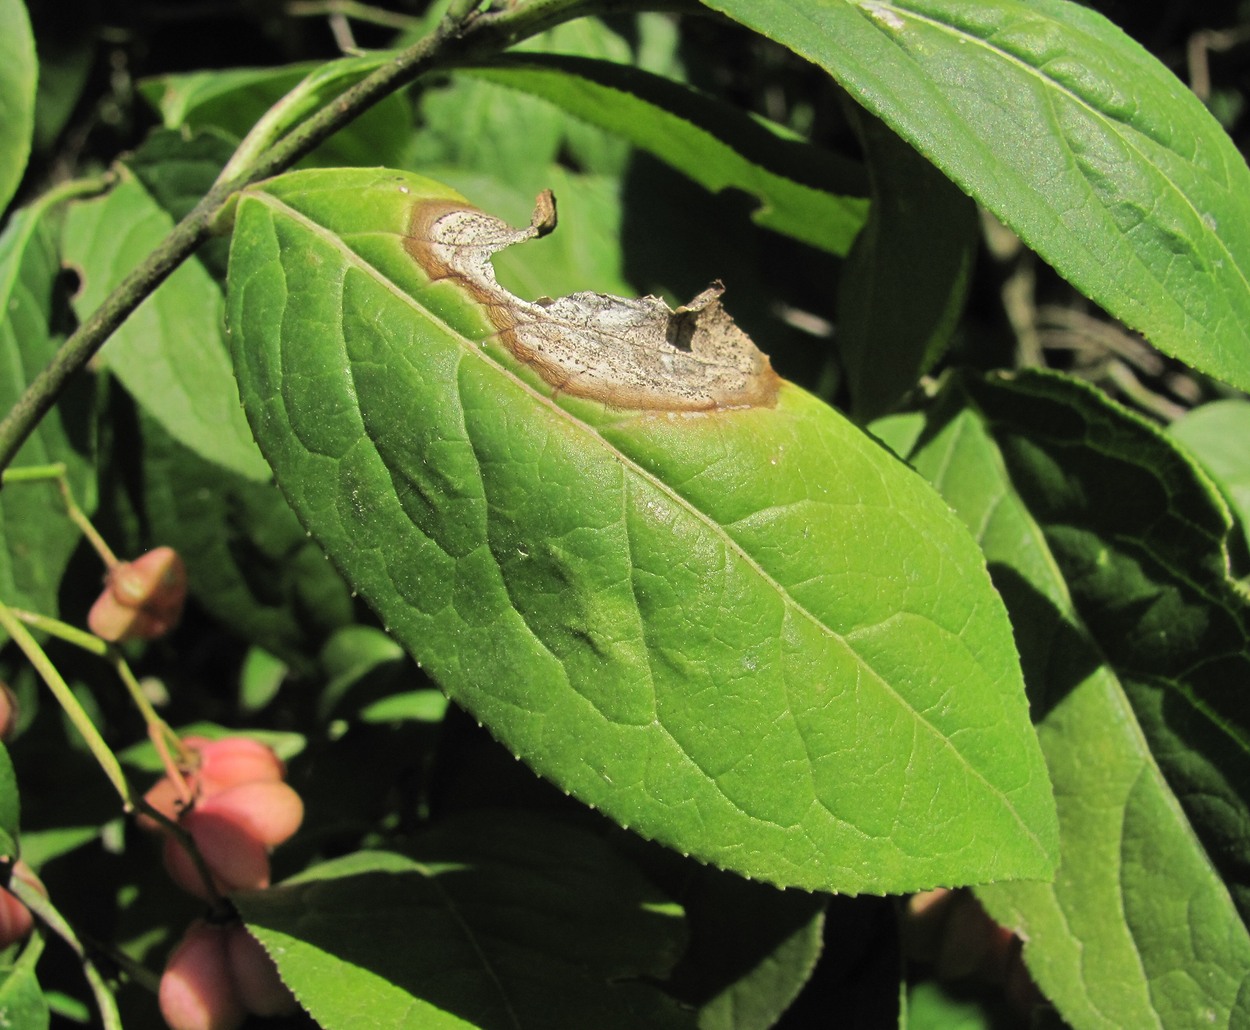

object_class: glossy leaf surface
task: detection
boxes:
[226,167,1056,892]
[704,0,1250,392]
[897,370,1250,1029]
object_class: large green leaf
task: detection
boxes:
[235,814,693,1030]
[703,0,1250,392]
[227,167,1056,892]
[0,203,94,633]
[461,54,868,256]
[0,0,36,212]
[896,370,1250,1028]
[60,169,270,481]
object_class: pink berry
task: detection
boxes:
[163,814,270,900]
[225,923,298,1017]
[186,737,285,798]
[0,681,18,742]
[0,886,32,948]
[159,922,245,1030]
[135,775,196,834]
[88,547,187,643]
[198,781,304,848]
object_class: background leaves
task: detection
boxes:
[704,0,1250,393]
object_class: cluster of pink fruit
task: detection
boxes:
[0,681,40,951]
[141,736,304,1029]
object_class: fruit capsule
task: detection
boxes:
[225,923,299,1017]
[159,921,245,1030]
[198,781,304,849]
[163,814,270,900]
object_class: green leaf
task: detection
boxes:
[0,0,36,212]
[702,0,1250,392]
[897,370,1250,1028]
[905,980,1005,1030]
[138,57,410,170]
[0,203,94,632]
[227,167,1056,892]
[235,814,694,1030]
[1168,399,1250,554]
[0,945,49,1030]
[462,53,869,256]
[60,169,270,481]
[136,403,354,672]
[837,107,977,419]
[666,869,825,1030]
[0,742,18,858]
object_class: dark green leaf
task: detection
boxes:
[463,53,869,255]
[897,370,1250,1028]
[837,107,977,419]
[0,0,36,212]
[666,868,824,1030]
[227,168,1056,892]
[0,203,94,635]
[703,0,1250,392]
[236,814,694,1030]
[60,170,270,481]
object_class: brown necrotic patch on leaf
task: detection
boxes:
[406,191,780,412]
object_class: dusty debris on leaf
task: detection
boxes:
[406,190,780,411]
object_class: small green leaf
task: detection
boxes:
[0,742,18,858]
[667,869,825,1030]
[235,814,694,1030]
[703,0,1250,392]
[837,107,977,419]
[0,0,37,212]
[60,169,271,481]
[898,370,1250,1028]
[1168,399,1250,554]
[227,168,1056,892]
[0,203,94,635]
[138,57,410,170]
[463,54,869,255]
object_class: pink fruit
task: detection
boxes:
[199,781,304,848]
[159,922,245,1030]
[0,682,18,742]
[110,546,187,613]
[88,547,187,643]
[0,887,32,948]
[186,737,285,798]
[136,775,196,834]
[225,924,298,1017]
[163,814,270,900]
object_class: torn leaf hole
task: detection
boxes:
[405,190,780,412]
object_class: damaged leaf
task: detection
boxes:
[407,190,780,411]
[227,168,1057,893]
